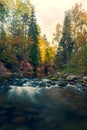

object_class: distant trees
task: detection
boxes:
[54,3,87,74]
[0,0,87,75]
[59,11,73,69]
[0,0,56,73]
[70,3,87,73]
[54,10,73,70]
[39,34,56,67]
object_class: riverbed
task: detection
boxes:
[0,77,87,130]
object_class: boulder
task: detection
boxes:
[20,61,33,74]
[0,62,11,78]
[66,74,77,81]
[83,76,87,81]
[82,76,87,87]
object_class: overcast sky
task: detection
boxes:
[31,0,87,42]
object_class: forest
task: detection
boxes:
[0,0,87,76]
[0,1,87,130]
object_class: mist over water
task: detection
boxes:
[0,78,87,130]
[8,85,42,103]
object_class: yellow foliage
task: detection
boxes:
[3,0,20,9]
[38,36,46,64]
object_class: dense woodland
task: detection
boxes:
[0,0,87,75]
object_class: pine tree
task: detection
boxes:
[0,2,7,39]
[28,7,40,71]
[59,11,73,69]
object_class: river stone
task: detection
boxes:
[83,76,87,80]
[0,124,13,130]
[0,62,11,78]
[66,74,77,81]
[0,110,6,115]
[17,126,29,130]
[59,122,84,130]
[13,116,25,123]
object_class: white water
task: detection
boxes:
[8,85,42,103]
[7,78,84,104]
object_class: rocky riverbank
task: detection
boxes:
[49,72,87,88]
[0,62,12,79]
[0,61,87,87]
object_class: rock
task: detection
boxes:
[0,62,7,72]
[82,81,87,87]
[17,126,29,130]
[0,124,13,130]
[36,66,45,77]
[47,66,55,75]
[83,76,87,81]
[58,80,67,87]
[13,116,25,124]
[0,62,11,78]
[79,76,87,87]
[20,61,33,75]
[66,74,77,81]
[20,61,33,72]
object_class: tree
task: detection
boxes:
[58,11,73,69]
[53,23,62,45]
[71,3,87,53]
[0,2,7,39]
[38,35,46,65]
[28,7,41,70]
[70,3,87,72]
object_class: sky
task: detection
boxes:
[31,0,87,42]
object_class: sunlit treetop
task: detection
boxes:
[1,0,31,9]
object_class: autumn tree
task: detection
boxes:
[70,3,87,72]
[71,3,87,52]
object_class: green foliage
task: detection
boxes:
[55,11,73,69]
[53,23,62,44]
[55,3,87,74]
[0,48,19,70]
[77,42,87,74]
[0,1,87,75]
[28,8,41,69]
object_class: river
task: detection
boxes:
[0,77,87,130]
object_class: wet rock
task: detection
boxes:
[82,77,87,87]
[0,124,14,130]
[17,126,29,130]
[13,116,25,124]
[58,80,68,87]
[0,110,6,115]
[0,78,10,92]
[78,76,87,87]
[59,122,84,130]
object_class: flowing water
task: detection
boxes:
[0,77,87,130]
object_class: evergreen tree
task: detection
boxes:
[28,7,40,70]
[59,11,73,69]
[0,2,7,39]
